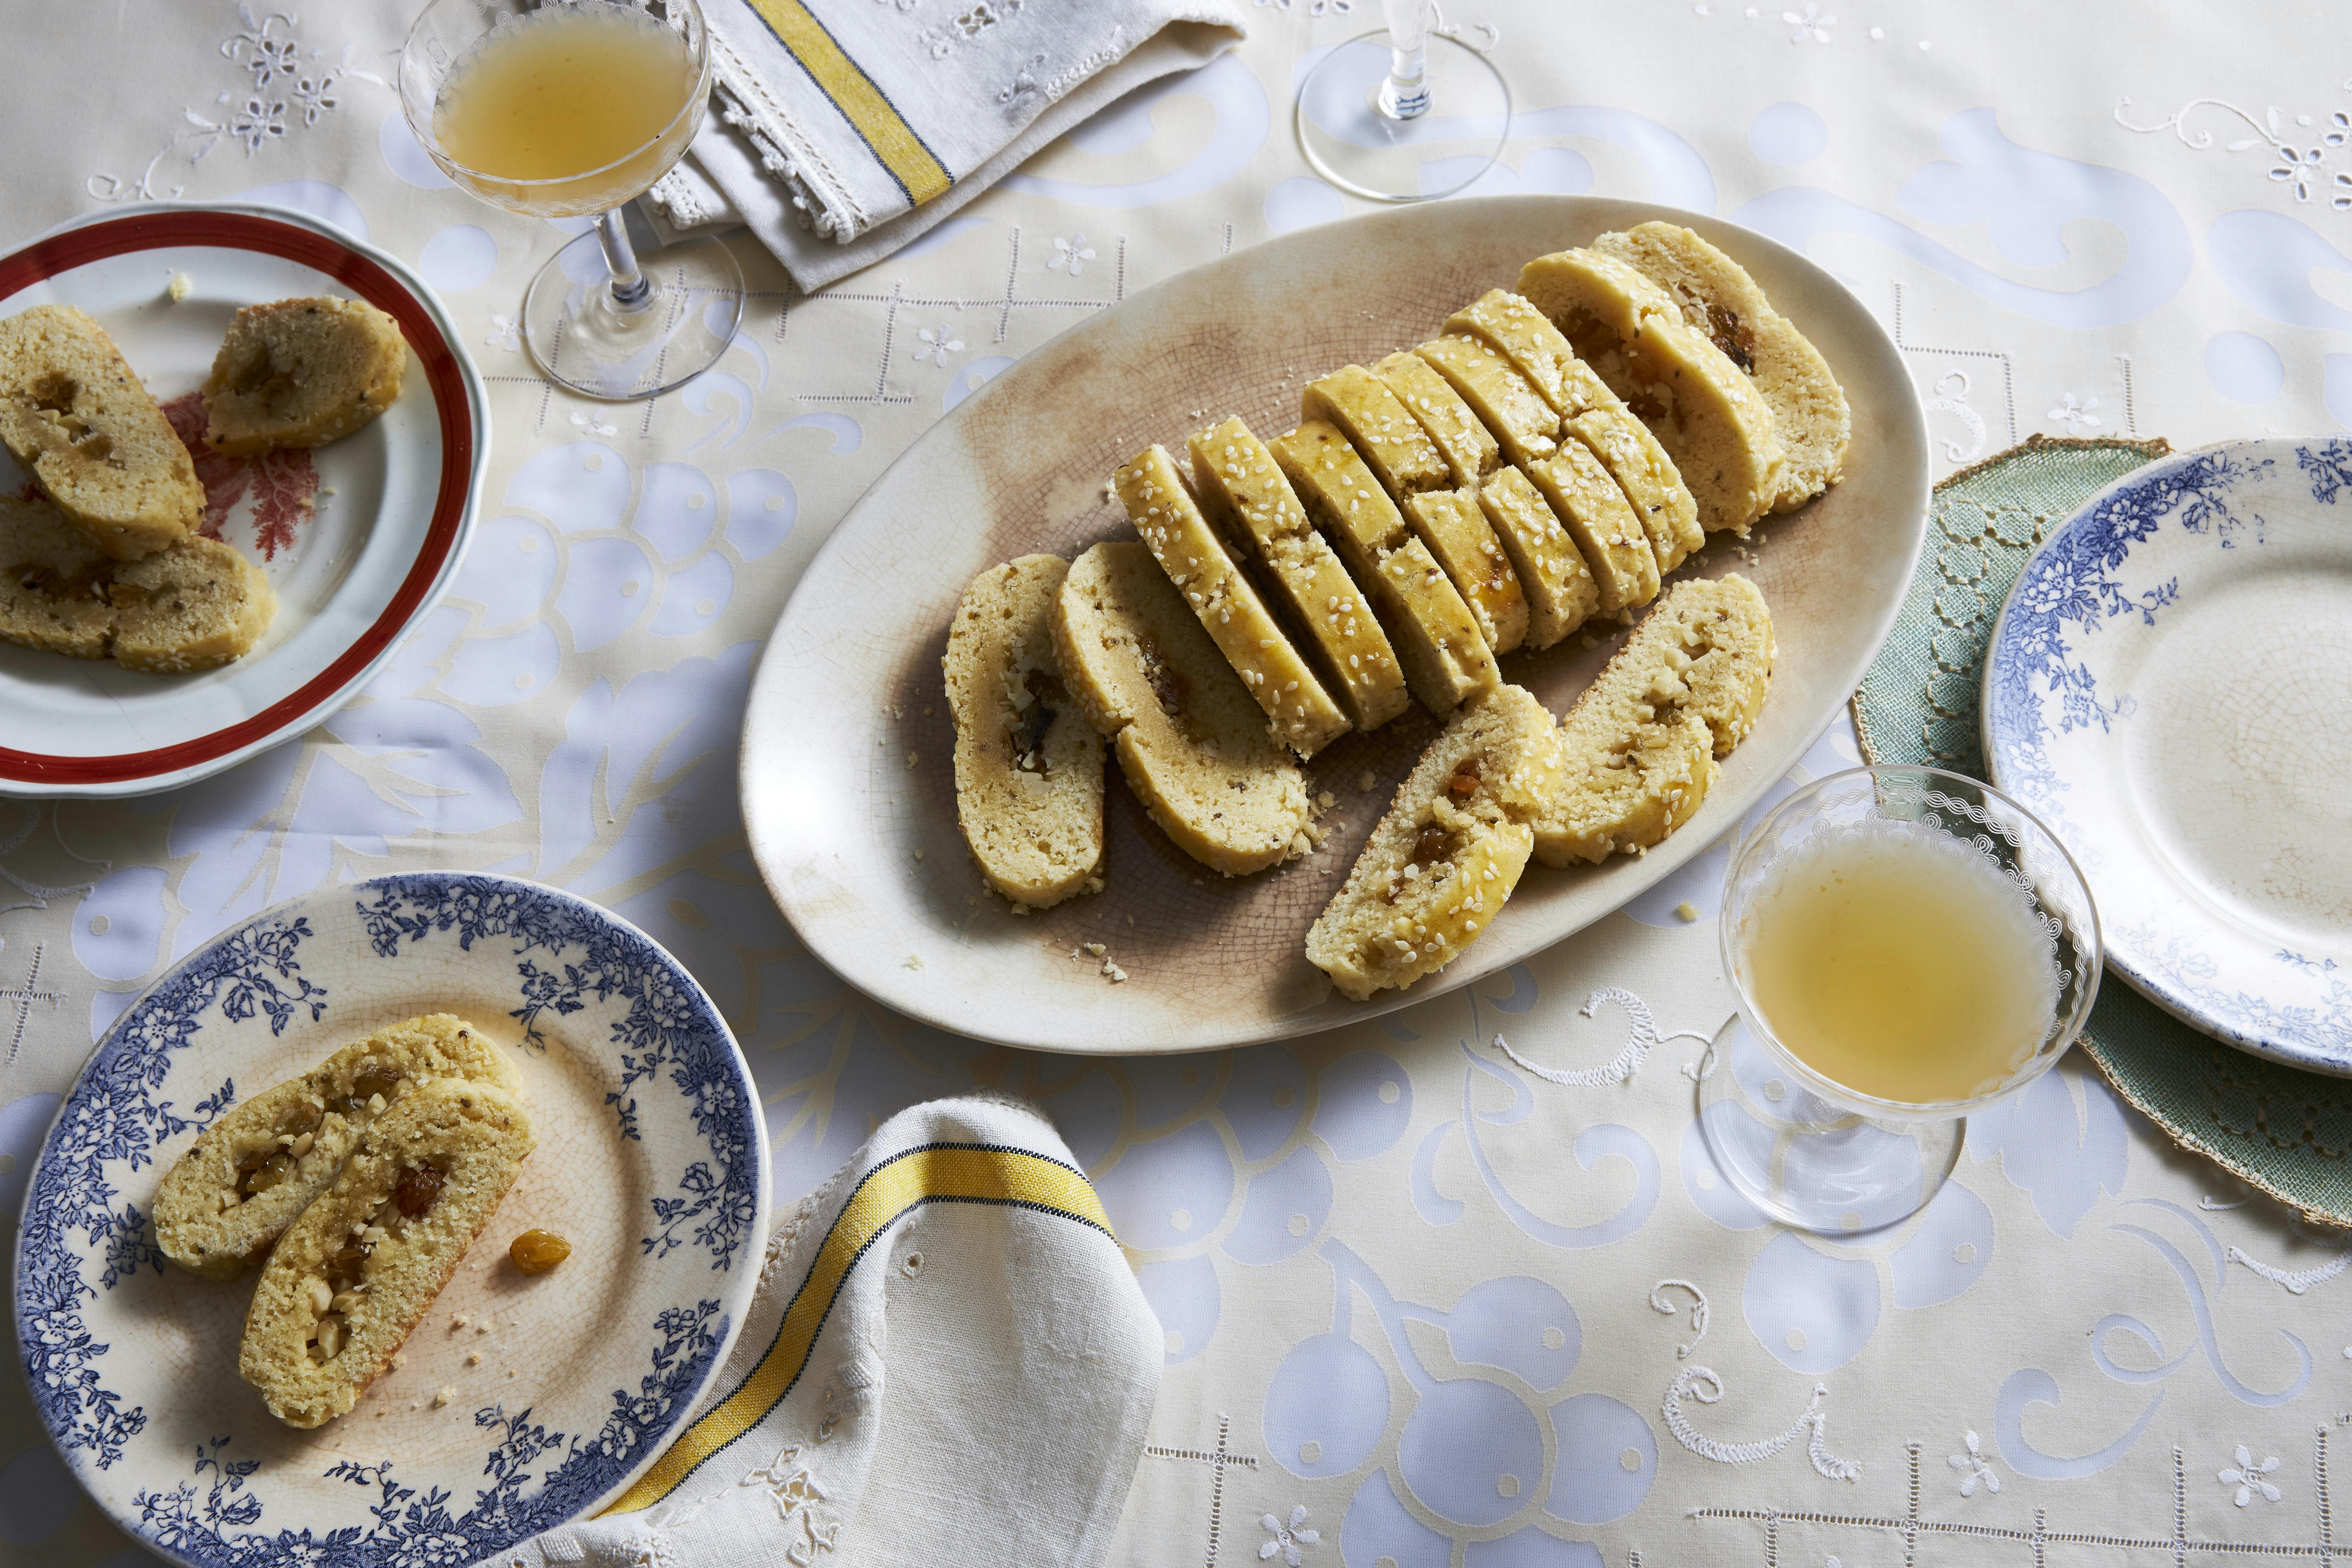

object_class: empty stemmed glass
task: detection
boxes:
[399,0,745,399]
[1295,0,1513,202]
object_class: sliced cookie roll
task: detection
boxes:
[1530,574,1774,866]
[1475,467,1598,650]
[0,305,203,559]
[1518,249,1784,535]
[943,555,1105,909]
[1315,364,1529,659]
[1400,488,1528,655]
[204,296,407,456]
[1446,290,1701,572]
[1053,542,1312,875]
[1270,420,1497,718]
[1593,222,1848,512]
[1301,365,1450,500]
[1375,350,1500,487]
[1539,708,1717,868]
[155,1014,523,1280]
[1188,417,1410,733]
[1565,407,1700,574]
[1413,334,1559,469]
[1376,358,1597,650]
[1523,441,1660,617]
[1307,683,1563,1001]
[240,1079,534,1428]
[1116,445,1350,759]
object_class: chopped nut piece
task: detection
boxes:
[433,1385,457,1408]
[1675,901,1699,922]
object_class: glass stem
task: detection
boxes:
[596,208,655,315]
[1378,0,1432,120]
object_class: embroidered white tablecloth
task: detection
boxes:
[6,4,2352,1564]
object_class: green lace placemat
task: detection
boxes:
[1853,434,2352,1226]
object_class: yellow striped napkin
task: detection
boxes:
[523,1092,1157,1568]
[648,0,1247,289]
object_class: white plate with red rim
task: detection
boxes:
[0,202,487,799]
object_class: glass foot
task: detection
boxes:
[1295,30,1512,203]
[1693,1018,1962,1235]
[523,229,745,399]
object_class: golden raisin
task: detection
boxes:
[237,1149,294,1197]
[509,1230,571,1274]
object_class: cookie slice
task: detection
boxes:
[1052,542,1312,876]
[1537,708,1718,867]
[1307,683,1563,1000]
[108,530,276,673]
[1530,574,1774,866]
[1302,365,1450,499]
[1522,441,1660,617]
[1445,290,1619,423]
[1375,350,1499,487]
[0,496,274,672]
[1474,467,1597,650]
[1400,487,1528,655]
[1188,417,1410,733]
[943,555,1105,908]
[1518,249,1785,534]
[156,1015,523,1280]
[1270,420,1497,718]
[1593,222,1849,511]
[0,305,202,559]
[1413,335,1559,469]
[1567,407,1701,573]
[1641,572,1776,754]
[1445,291,1700,572]
[204,296,408,456]
[0,496,115,658]
[240,1080,534,1428]
[1116,444,1351,758]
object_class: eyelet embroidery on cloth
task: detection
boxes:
[1257,1504,1320,1565]
[1495,988,1729,1089]
[2227,1238,2352,1294]
[1664,1366,1861,1481]
[2117,92,2352,209]
[1648,1279,1709,1360]
[1650,1275,1859,1480]
[88,3,387,203]
[2219,1444,2285,1507]
[1947,1429,2000,1496]
[740,1441,844,1560]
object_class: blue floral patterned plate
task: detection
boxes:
[1984,437,2352,1072]
[13,872,770,1567]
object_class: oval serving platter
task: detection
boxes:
[740,195,1931,1055]
[0,203,487,800]
[14,872,770,1567]
[1985,436,2352,1072]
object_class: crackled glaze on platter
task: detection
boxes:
[13,872,768,1568]
[740,196,1931,1055]
[1984,437,2352,1071]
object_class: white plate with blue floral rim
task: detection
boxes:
[12,871,770,1568]
[1984,436,2352,1073]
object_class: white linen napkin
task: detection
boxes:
[521,1091,1159,1568]
[644,0,1248,290]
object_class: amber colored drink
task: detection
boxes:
[1735,819,2061,1104]
[431,3,700,218]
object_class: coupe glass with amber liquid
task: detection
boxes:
[400,0,744,398]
